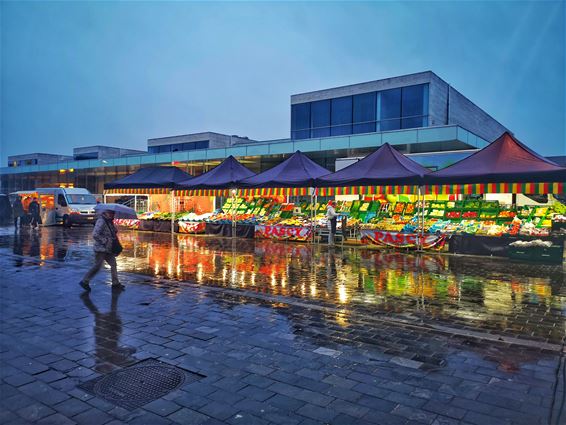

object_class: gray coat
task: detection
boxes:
[93,216,118,254]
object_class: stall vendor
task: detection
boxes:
[326,200,338,245]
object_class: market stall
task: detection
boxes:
[176,155,257,236]
[315,143,431,248]
[104,166,202,233]
[238,151,331,241]
[422,132,566,261]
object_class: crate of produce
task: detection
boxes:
[464,199,481,209]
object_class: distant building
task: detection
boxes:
[147,132,255,154]
[73,146,146,161]
[8,153,73,168]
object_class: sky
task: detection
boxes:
[1,0,565,164]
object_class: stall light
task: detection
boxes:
[69,168,74,172]
[59,169,66,174]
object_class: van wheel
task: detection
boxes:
[63,215,72,228]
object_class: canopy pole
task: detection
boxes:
[310,188,315,244]
[231,189,237,238]
[171,190,175,235]
[419,186,425,251]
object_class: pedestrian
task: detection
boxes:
[28,197,41,229]
[326,200,338,245]
[12,197,24,231]
[79,210,124,291]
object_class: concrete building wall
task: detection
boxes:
[73,146,145,159]
[8,153,73,167]
[147,132,255,149]
[291,71,433,104]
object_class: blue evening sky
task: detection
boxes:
[1,1,564,163]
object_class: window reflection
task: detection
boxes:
[290,84,429,140]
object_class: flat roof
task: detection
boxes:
[0,125,488,175]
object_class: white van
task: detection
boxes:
[11,188,98,227]
[38,188,98,227]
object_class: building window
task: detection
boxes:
[380,88,402,131]
[353,92,376,134]
[291,103,311,140]
[331,96,352,136]
[291,83,428,139]
[310,100,331,138]
[401,84,427,129]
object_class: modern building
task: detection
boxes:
[8,153,73,168]
[147,132,256,154]
[1,71,512,194]
[73,146,146,161]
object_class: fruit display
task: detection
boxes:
[132,194,565,242]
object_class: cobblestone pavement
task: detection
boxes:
[0,226,565,424]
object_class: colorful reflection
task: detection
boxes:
[1,227,564,342]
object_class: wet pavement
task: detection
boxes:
[0,225,565,424]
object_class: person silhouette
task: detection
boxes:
[79,289,135,373]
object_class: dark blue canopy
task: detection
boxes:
[104,166,192,189]
[315,143,430,187]
[424,132,566,184]
[239,151,330,188]
[177,156,255,189]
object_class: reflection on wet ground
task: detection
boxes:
[1,226,565,344]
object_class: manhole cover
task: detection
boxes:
[79,359,204,410]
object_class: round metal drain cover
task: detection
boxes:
[94,364,186,404]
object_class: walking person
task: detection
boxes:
[12,196,24,231]
[326,200,338,246]
[28,197,41,229]
[79,209,124,291]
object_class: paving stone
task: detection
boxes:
[3,373,35,387]
[198,401,239,421]
[37,413,77,425]
[53,398,91,417]
[296,403,338,422]
[392,404,437,424]
[72,408,113,425]
[168,407,210,424]
[143,399,182,417]
[16,403,55,422]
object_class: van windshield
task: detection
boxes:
[66,194,97,204]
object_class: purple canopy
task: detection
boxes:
[105,166,192,189]
[239,151,330,188]
[316,143,430,187]
[177,156,255,190]
[425,132,566,184]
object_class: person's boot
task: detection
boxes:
[111,282,125,291]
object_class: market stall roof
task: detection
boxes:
[425,132,566,184]
[177,156,255,190]
[239,151,331,188]
[315,143,431,187]
[104,166,192,189]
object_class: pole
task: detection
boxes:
[419,186,425,251]
[171,190,175,235]
[231,189,237,238]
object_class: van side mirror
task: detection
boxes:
[58,195,68,207]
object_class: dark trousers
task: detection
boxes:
[30,215,40,228]
[82,252,120,285]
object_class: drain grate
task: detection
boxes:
[79,358,204,410]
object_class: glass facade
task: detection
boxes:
[148,141,209,154]
[291,83,429,139]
